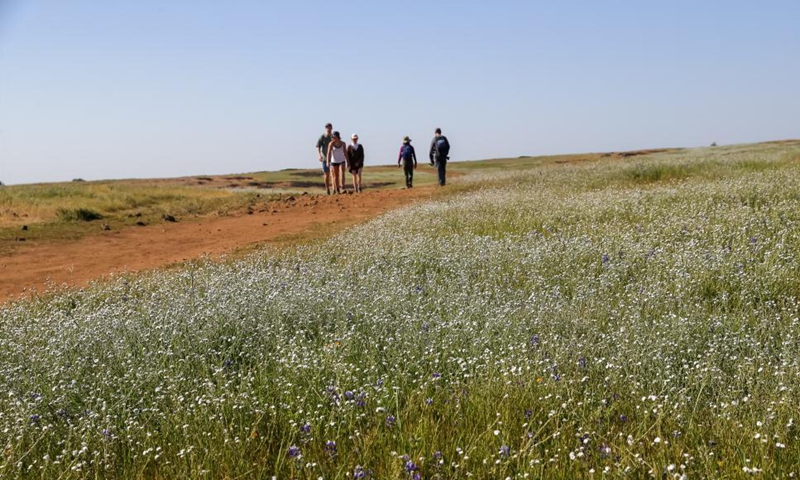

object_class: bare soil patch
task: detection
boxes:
[0,187,437,303]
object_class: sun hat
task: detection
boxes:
[403,136,411,143]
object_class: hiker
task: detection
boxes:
[397,136,417,188]
[347,133,365,193]
[429,128,451,186]
[327,131,348,194]
[316,123,334,194]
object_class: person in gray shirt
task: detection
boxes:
[316,123,333,194]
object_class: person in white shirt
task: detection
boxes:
[326,131,348,194]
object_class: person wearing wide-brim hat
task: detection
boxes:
[397,136,417,188]
[346,133,365,193]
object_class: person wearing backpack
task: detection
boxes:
[429,128,450,186]
[397,136,417,188]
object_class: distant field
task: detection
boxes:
[0,149,682,250]
[3,140,800,479]
[0,164,442,251]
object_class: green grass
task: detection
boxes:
[55,207,104,222]
[0,164,448,251]
[3,140,800,478]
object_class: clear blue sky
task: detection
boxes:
[1,1,798,185]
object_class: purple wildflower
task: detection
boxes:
[288,445,301,459]
[29,414,40,424]
[602,253,610,264]
[301,422,311,434]
[499,445,510,456]
[619,415,628,423]
[578,357,587,368]
[530,334,540,346]
[405,460,419,473]
[432,372,442,379]
[524,409,533,419]
[356,392,367,407]
[325,440,338,456]
[386,414,396,427]
[353,465,366,479]
[425,398,433,406]
[344,390,355,400]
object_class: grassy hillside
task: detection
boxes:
[2,141,800,478]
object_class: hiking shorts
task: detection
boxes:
[321,160,330,173]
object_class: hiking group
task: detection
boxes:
[316,123,450,194]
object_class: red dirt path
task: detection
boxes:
[0,187,435,303]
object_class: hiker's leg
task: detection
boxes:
[335,165,343,192]
[437,160,446,186]
[323,163,331,193]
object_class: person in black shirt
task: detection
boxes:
[346,134,365,193]
[429,128,450,186]
[397,136,417,188]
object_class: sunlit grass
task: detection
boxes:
[2,141,800,478]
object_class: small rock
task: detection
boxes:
[162,214,177,222]
[21,225,28,231]
[135,221,146,226]
[15,237,25,242]
[102,224,111,231]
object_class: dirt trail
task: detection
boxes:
[0,187,436,303]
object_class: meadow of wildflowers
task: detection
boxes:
[2,142,800,479]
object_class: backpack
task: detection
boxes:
[401,144,414,161]
[435,136,450,158]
